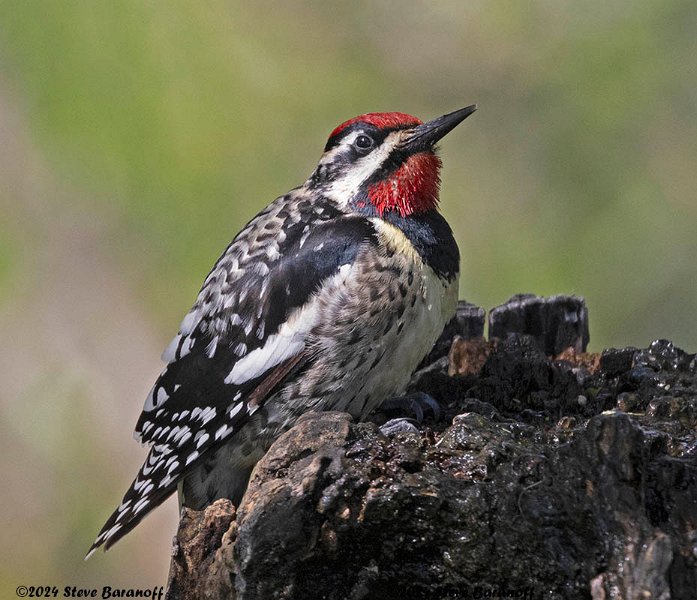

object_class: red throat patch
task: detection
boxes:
[368,152,442,217]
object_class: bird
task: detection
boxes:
[87,105,477,557]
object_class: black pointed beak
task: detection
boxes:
[403,104,477,154]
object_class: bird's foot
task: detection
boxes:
[379,391,441,423]
[379,418,420,436]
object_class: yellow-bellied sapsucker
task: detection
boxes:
[88,105,477,556]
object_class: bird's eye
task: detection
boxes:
[354,134,374,151]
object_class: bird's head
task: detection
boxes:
[310,106,477,217]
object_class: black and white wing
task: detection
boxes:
[88,196,378,555]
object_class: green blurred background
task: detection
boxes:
[1,0,695,590]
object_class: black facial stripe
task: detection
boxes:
[324,123,383,152]
[324,122,414,152]
[362,147,409,187]
[312,123,427,188]
[363,143,440,191]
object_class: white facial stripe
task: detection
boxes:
[322,130,405,205]
[320,129,373,163]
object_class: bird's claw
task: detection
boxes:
[379,418,420,436]
[379,392,441,423]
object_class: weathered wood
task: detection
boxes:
[164,299,696,599]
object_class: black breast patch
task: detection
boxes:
[382,209,460,281]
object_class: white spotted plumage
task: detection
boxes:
[89,106,475,557]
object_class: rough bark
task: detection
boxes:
[165,296,696,600]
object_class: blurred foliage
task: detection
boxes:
[0,224,15,297]
[0,0,695,589]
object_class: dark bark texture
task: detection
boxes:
[166,296,697,600]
